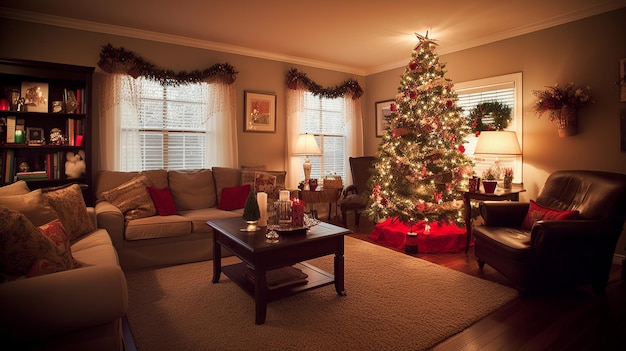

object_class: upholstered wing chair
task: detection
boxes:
[339,156,375,228]
[473,170,626,293]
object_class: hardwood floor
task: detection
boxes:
[342,214,625,351]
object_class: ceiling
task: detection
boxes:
[1,1,625,75]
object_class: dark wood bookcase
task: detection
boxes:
[0,58,94,205]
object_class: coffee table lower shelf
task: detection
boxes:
[222,262,334,301]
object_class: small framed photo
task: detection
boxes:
[244,91,276,133]
[21,82,49,113]
[26,127,45,145]
[375,99,395,137]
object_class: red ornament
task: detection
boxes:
[409,60,418,70]
[458,145,465,153]
[410,91,418,99]
[392,128,410,137]
[446,100,453,108]
[390,103,397,111]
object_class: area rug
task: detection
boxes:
[125,236,517,351]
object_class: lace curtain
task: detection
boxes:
[285,88,363,188]
[95,72,238,171]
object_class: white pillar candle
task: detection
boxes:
[257,192,268,226]
[279,190,290,202]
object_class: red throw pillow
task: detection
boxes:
[147,186,177,216]
[219,184,251,211]
[521,200,579,230]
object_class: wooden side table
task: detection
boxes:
[299,187,343,220]
[463,185,526,253]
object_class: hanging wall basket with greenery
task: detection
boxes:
[467,101,512,136]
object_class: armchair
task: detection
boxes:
[339,156,375,228]
[473,170,626,293]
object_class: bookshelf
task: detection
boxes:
[0,58,94,204]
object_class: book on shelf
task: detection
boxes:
[245,266,309,290]
[6,116,16,143]
[16,170,48,180]
[4,150,15,183]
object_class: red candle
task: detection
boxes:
[0,99,9,111]
[291,198,305,227]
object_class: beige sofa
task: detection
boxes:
[94,167,289,270]
[0,182,127,351]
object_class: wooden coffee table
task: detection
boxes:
[207,217,350,324]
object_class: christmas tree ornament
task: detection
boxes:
[364,32,474,231]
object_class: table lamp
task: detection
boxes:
[473,131,522,178]
[293,133,322,190]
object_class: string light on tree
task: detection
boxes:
[364,32,474,229]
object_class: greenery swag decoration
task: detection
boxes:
[286,68,364,99]
[467,101,512,136]
[97,44,238,85]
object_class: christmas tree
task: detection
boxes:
[365,33,473,229]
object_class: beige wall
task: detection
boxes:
[2,8,625,254]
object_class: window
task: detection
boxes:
[299,92,346,180]
[120,76,209,171]
[455,73,523,182]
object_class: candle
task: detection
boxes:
[14,129,24,143]
[256,192,268,226]
[279,190,290,201]
[292,199,305,227]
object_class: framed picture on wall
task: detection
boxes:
[244,91,276,133]
[375,99,394,137]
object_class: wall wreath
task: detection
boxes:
[467,101,512,136]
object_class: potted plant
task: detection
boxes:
[482,167,499,193]
[242,189,260,231]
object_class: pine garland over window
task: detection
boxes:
[97,44,238,85]
[285,68,363,99]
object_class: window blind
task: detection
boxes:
[301,92,346,180]
[120,77,208,171]
[456,76,522,181]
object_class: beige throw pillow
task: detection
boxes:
[0,189,58,227]
[101,174,157,221]
[0,180,30,196]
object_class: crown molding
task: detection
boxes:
[0,7,367,76]
[2,2,623,77]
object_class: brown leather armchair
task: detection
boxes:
[339,156,375,228]
[473,170,626,293]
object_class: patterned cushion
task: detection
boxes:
[101,174,157,221]
[0,180,30,196]
[0,189,59,227]
[521,200,580,230]
[255,172,277,194]
[241,170,286,200]
[38,220,81,269]
[42,184,95,241]
[0,207,72,282]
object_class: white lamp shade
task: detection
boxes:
[474,131,522,156]
[293,134,322,156]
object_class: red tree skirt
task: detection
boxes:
[370,218,468,253]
